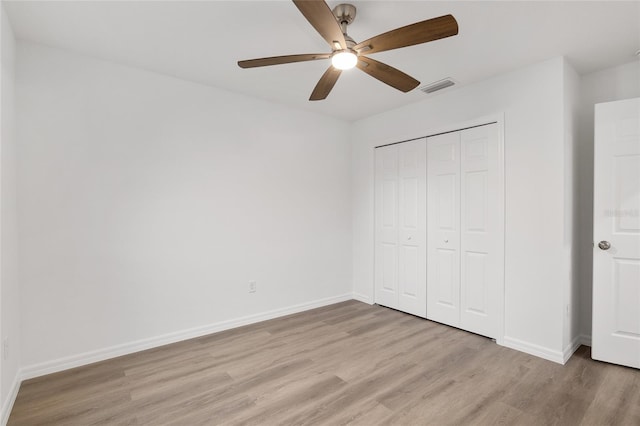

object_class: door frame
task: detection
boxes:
[372,113,505,345]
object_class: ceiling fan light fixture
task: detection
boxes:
[331,50,357,70]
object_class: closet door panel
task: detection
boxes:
[463,251,488,314]
[375,145,399,309]
[460,124,500,338]
[427,132,461,327]
[398,140,427,317]
[435,247,457,306]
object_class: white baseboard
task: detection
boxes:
[563,335,583,364]
[21,293,353,381]
[352,292,372,304]
[580,334,592,347]
[1,370,22,426]
[500,336,565,364]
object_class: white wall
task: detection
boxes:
[577,59,640,340]
[0,4,20,422]
[351,57,572,361]
[16,41,352,373]
[562,59,581,353]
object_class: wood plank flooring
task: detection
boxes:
[8,300,640,425]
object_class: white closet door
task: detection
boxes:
[427,124,501,339]
[398,141,427,317]
[375,145,399,309]
[375,140,427,317]
[459,124,501,337]
[427,132,461,327]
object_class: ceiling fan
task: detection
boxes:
[237,1,458,101]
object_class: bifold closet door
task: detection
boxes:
[375,140,427,318]
[375,145,399,309]
[427,124,501,339]
[425,132,461,326]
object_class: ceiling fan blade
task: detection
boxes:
[354,14,458,55]
[309,66,342,101]
[356,56,420,92]
[238,53,331,69]
[293,0,347,50]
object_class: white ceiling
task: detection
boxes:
[4,1,640,121]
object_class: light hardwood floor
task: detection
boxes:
[8,300,640,425]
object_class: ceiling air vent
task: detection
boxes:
[420,78,456,94]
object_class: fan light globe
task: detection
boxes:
[331,50,357,70]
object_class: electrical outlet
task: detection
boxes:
[248,281,257,293]
[3,338,8,360]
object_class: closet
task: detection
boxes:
[374,123,503,339]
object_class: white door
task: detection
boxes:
[375,145,399,309]
[398,141,427,317]
[592,97,640,369]
[427,124,502,339]
[375,140,427,318]
[426,132,461,327]
[459,125,502,337]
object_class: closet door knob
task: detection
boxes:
[598,241,611,250]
